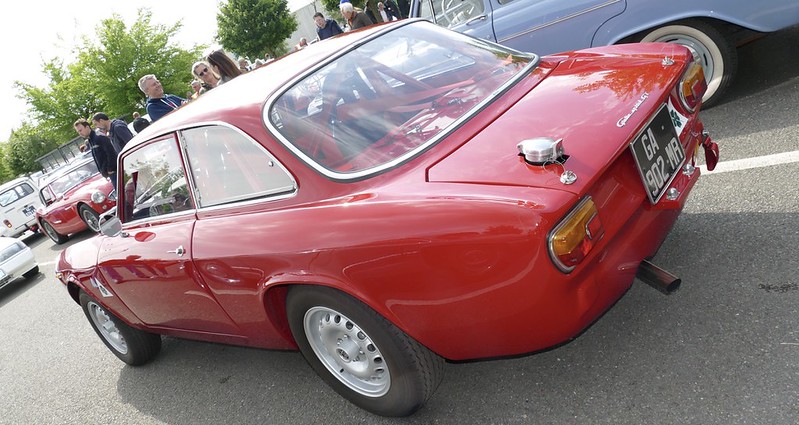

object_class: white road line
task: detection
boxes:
[699,150,799,175]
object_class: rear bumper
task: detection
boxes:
[0,250,38,289]
[409,124,704,361]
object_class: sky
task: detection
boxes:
[0,0,311,142]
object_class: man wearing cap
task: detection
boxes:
[91,112,134,153]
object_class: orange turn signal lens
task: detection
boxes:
[548,197,604,273]
[679,61,706,113]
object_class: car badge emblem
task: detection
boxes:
[662,56,675,66]
[616,92,649,127]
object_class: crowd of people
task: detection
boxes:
[73,1,409,190]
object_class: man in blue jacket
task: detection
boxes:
[138,74,185,122]
[74,118,119,190]
[91,112,134,152]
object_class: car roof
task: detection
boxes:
[123,21,402,153]
[0,177,35,191]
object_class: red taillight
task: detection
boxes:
[3,220,12,229]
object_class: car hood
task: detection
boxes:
[428,43,692,194]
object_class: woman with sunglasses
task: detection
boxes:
[192,61,220,94]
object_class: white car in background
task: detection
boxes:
[0,237,38,290]
[0,177,43,238]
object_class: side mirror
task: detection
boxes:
[99,216,122,237]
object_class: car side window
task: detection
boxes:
[180,126,296,208]
[419,0,485,28]
[120,136,194,223]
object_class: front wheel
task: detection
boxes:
[639,19,737,107]
[80,291,161,366]
[79,205,101,232]
[41,220,68,244]
[287,286,444,417]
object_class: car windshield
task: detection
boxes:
[43,162,100,199]
[268,22,536,179]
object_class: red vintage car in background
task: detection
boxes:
[36,157,116,244]
[55,20,718,416]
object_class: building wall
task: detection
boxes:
[288,0,335,46]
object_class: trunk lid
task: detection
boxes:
[428,43,692,195]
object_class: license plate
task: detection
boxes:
[23,205,36,216]
[630,104,686,204]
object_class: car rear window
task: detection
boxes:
[267,21,536,180]
[0,183,35,207]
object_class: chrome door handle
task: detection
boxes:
[167,245,185,256]
[465,15,487,25]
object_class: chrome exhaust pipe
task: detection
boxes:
[636,260,681,295]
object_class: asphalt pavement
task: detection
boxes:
[0,26,797,425]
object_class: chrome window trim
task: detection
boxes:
[263,20,539,182]
[118,122,298,226]
[176,122,298,208]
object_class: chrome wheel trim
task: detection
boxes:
[642,27,722,102]
[42,222,58,240]
[87,301,128,354]
[81,208,100,231]
[303,306,390,397]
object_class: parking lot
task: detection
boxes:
[0,27,797,424]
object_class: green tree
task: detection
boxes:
[0,124,60,182]
[79,9,205,116]
[9,9,205,178]
[217,0,298,59]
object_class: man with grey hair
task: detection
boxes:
[340,2,373,30]
[138,74,185,122]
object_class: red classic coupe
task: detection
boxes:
[56,20,718,416]
[36,157,116,244]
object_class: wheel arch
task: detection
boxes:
[263,281,422,353]
[597,16,753,46]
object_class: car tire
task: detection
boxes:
[79,291,161,366]
[79,205,101,232]
[41,220,68,244]
[639,19,737,108]
[23,265,40,279]
[286,286,444,417]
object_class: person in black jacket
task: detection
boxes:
[91,112,134,153]
[314,12,343,40]
[74,118,119,190]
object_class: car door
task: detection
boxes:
[414,0,626,55]
[179,125,297,339]
[416,0,496,42]
[489,0,626,54]
[96,134,240,335]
